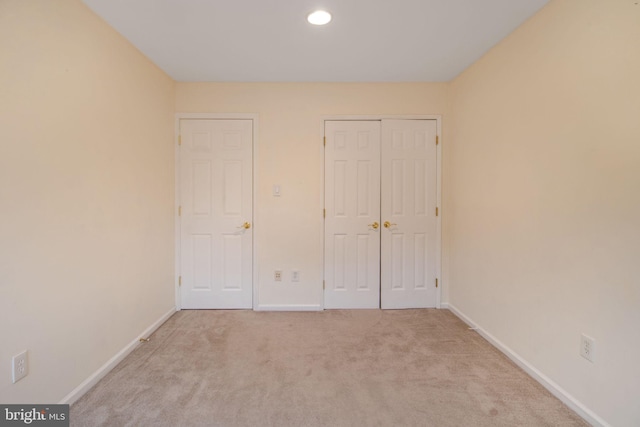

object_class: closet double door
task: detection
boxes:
[324,120,438,309]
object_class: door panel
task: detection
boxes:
[324,121,381,309]
[180,119,253,309]
[381,119,437,308]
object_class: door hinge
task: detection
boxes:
[178,135,182,146]
[323,280,325,290]
[436,135,439,145]
[179,276,182,287]
[323,209,326,218]
[178,206,182,216]
[435,207,439,216]
[435,278,439,288]
[323,136,326,147]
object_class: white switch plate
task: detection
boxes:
[273,185,281,197]
[12,350,28,383]
[292,271,300,282]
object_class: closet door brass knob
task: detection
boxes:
[368,222,379,230]
[238,222,251,229]
[383,221,397,228]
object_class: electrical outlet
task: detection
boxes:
[292,270,300,282]
[274,270,282,281]
[580,334,595,363]
[12,350,28,383]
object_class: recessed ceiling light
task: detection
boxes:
[307,10,332,26]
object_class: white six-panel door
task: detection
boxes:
[381,120,437,309]
[324,121,381,309]
[180,119,253,309]
[324,119,438,309]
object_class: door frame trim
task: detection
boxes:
[320,115,443,309]
[174,113,259,310]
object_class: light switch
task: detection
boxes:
[273,185,281,197]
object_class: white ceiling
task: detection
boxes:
[82,0,549,82]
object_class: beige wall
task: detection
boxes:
[0,0,175,403]
[448,0,640,425]
[176,83,449,309]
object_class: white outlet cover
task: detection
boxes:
[12,350,28,383]
[580,334,595,363]
[292,271,300,282]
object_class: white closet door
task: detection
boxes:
[380,119,438,309]
[180,119,253,309]
[324,121,381,309]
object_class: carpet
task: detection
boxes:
[70,309,588,426]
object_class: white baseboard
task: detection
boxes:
[445,304,609,427]
[60,306,176,405]
[255,304,322,311]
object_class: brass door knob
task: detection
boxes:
[383,221,397,228]
[238,222,251,229]
[368,222,379,230]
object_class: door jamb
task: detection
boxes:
[320,115,443,309]
[174,113,260,310]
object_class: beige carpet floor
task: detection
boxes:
[70,309,588,427]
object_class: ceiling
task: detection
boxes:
[82,0,549,82]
